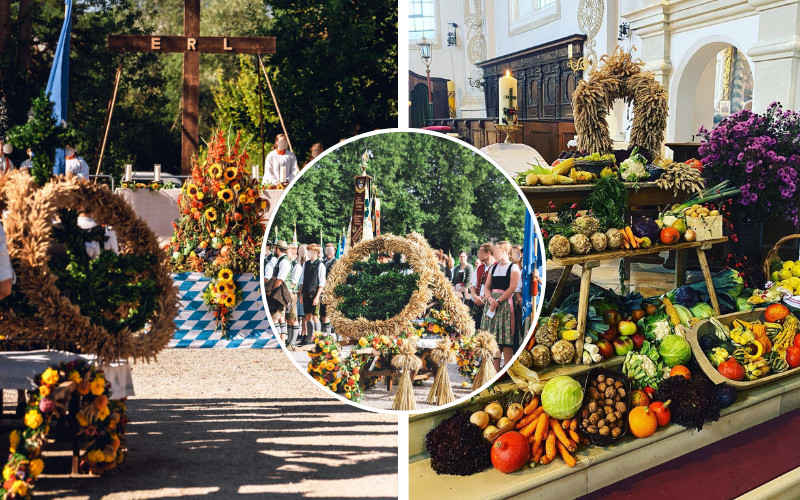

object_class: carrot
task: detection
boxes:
[532,442,544,464]
[561,419,571,430]
[539,453,553,465]
[532,414,549,451]
[545,430,557,461]
[550,418,576,452]
[520,415,540,438]
[568,428,581,444]
[516,406,544,429]
[569,420,578,431]
[557,441,577,468]
[625,226,639,249]
[523,397,540,415]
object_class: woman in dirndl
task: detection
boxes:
[482,241,520,371]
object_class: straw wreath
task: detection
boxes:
[471,330,499,392]
[427,337,459,405]
[322,232,475,340]
[573,47,669,158]
[0,172,178,363]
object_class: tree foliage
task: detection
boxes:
[272,133,527,253]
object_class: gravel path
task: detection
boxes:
[3,350,397,499]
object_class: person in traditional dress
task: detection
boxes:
[469,242,495,330]
[299,243,326,345]
[263,134,298,185]
[19,149,33,171]
[482,241,520,371]
[63,145,89,180]
[284,243,303,346]
[377,251,391,264]
[451,250,473,302]
[267,240,292,340]
[296,244,308,319]
[320,243,337,335]
[0,143,15,175]
[435,249,452,280]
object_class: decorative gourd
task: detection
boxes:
[765,303,790,323]
[628,406,658,438]
[718,358,745,381]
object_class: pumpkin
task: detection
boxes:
[649,400,671,427]
[660,227,680,245]
[630,389,650,408]
[669,365,691,380]
[718,358,745,381]
[490,431,530,473]
[628,406,658,438]
[220,246,230,258]
[765,303,790,323]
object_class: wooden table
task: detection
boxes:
[546,237,728,363]
[521,182,691,213]
[353,347,436,391]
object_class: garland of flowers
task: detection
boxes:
[119,180,179,192]
[168,130,267,277]
[2,361,128,499]
[201,268,243,339]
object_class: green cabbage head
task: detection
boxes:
[659,335,692,367]
[541,376,583,420]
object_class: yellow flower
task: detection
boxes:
[209,163,223,179]
[77,414,89,427]
[332,357,340,364]
[39,385,50,397]
[354,374,360,381]
[151,183,159,190]
[187,184,199,196]
[223,295,235,307]
[122,183,129,189]
[68,371,82,384]
[217,282,229,295]
[8,430,19,452]
[224,168,237,181]
[239,194,247,203]
[197,191,204,200]
[97,405,110,421]
[42,367,59,386]
[218,189,234,203]
[87,449,105,465]
[224,237,232,245]
[90,375,106,396]
[24,410,43,429]
[345,392,351,399]
[247,196,255,204]
[331,384,338,392]
[218,268,233,281]
[205,207,217,221]
[233,184,241,192]
[260,200,267,209]
[11,480,28,496]
[29,458,44,478]
[331,350,339,357]
[2,465,12,481]
[358,338,367,347]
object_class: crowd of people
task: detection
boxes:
[0,140,91,180]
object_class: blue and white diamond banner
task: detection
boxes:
[169,272,279,349]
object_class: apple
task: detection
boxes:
[598,325,618,342]
[645,303,658,316]
[631,309,646,322]
[613,336,634,356]
[603,309,622,326]
[595,339,614,359]
[631,333,646,351]
[618,320,637,336]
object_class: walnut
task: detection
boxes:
[604,405,614,415]
[617,388,626,398]
[615,381,624,389]
[597,419,606,428]
[605,398,615,406]
[581,407,590,419]
[612,427,622,438]
[596,374,606,383]
[606,377,615,385]
[590,380,598,387]
[587,401,598,413]
[582,419,590,428]
[598,382,607,392]
[614,394,622,402]
[606,414,617,424]
[587,425,598,434]
[604,387,616,398]
[614,411,622,420]
[599,426,611,436]
[615,402,627,413]
[589,388,601,400]
[588,413,600,425]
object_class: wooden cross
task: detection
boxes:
[107,0,276,174]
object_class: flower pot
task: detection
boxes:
[732,221,764,261]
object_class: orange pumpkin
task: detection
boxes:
[669,365,691,380]
[628,406,658,438]
[765,303,790,323]
[660,227,680,245]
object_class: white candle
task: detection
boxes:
[124,164,132,182]
[252,164,259,180]
[280,166,286,183]
[498,69,518,122]
[568,44,573,59]
[154,164,161,182]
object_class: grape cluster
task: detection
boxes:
[557,150,588,159]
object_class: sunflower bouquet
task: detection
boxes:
[119,180,178,192]
[201,268,244,339]
[168,129,267,277]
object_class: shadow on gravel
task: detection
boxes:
[30,398,398,500]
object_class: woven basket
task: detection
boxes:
[763,234,800,279]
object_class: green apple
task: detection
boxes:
[618,320,637,336]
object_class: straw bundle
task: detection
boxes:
[573,47,668,158]
[427,337,458,405]
[0,172,178,363]
[471,330,499,392]
[391,336,422,411]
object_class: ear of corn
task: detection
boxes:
[552,158,576,176]
[662,297,681,327]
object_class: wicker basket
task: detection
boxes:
[763,234,800,279]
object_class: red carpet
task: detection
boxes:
[580,407,800,500]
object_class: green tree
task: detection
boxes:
[6,91,68,185]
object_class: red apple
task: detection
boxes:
[631,333,646,351]
[598,325,618,342]
[618,320,637,336]
[613,336,634,356]
[595,339,614,359]
[603,309,622,326]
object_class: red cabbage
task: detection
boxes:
[631,216,660,241]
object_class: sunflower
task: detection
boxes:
[187,184,199,196]
[197,191,204,200]
[224,168,237,181]
[205,208,217,221]
[247,196,255,204]
[239,194,247,203]
[218,189,234,203]
[208,163,223,179]
[217,282,229,295]
[218,268,234,281]
[233,183,241,192]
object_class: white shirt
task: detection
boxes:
[0,157,14,175]
[20,159,32,170]
[263,150,298,185]
[299,258,327,289]
[470,260,496,296]
[0,225,15,283]
[77,216,119,258]
[289,261,303,291]
[65,156,90,180]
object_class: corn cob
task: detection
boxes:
[662,297,681,327]
[552,158,576,176]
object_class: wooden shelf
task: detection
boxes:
[551,237,728,267]
[521,182,691,212]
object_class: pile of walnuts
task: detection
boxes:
[580,373,628,439]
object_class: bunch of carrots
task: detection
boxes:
[515,396,587,468]
[619,226,650,250]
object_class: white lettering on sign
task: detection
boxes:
[187,37,197,51]
[224,37,233,51]
[151,37,161,50]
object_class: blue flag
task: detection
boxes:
[521,209,540,323]
[46,0,73,126]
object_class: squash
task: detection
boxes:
[718,358,745,381]
[765,303,790,323]
[628,406,658,438]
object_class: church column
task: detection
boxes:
[747,0,800,112]
[623,2,672,87]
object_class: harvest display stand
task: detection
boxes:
[520,182,689,213]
